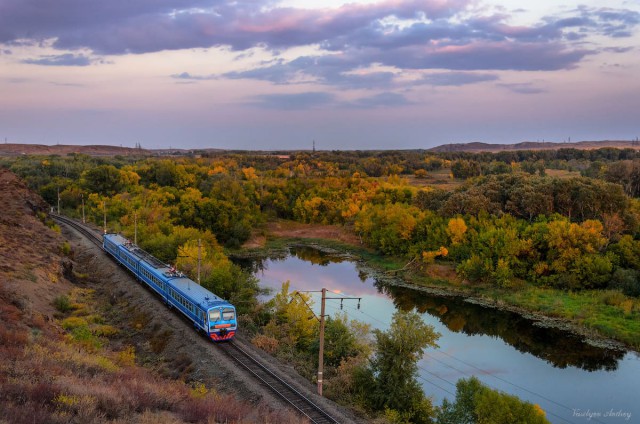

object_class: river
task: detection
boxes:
[235,246,638,424]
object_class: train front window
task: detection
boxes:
[222,308,235,321]
[209,309,220,322]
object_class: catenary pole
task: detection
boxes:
[317,288,326,396]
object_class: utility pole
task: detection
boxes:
[317,289,361,396]
[57,187,60,214]
[297,288,361,396]
[197,238,202,284]
[134,211,138,245]
[81,194,85,224]
[103,201,107,234]
[318,288,326,396]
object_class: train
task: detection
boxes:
[102,233,237,341]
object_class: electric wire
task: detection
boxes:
[323,299,585,424]
[275,281,592,424]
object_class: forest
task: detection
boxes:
[3,147,640,423]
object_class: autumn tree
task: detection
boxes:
[446,217,467,245]
[263,282,318,353]
[528,219,613,289]
[355,203,423,256]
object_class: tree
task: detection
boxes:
[355,203,423,256]
[357,310,440,423]
[310,313,369,368]
[451,160,481,179]
[437,377,550,424]
[264,282,318,351]
[447,217,467,245]
[81,164,124,196]
[536,219,612,289]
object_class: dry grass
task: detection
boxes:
[1,289,308,423]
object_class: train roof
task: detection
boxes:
[103,233,233,310]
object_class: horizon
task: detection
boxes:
[1,0,639,150]
[3,138,638,153]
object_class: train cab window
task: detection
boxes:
[209,309,220,322]
[222,308,235,321]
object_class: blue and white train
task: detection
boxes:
[103,233,237,341]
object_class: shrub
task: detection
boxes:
[61,241,72,256]
[601,290,627,307]
[61,316,88,330]
[53,295,73,313]
[252,334,279,353]
[93,325,118,337]
[116,346,136,367]
[609,268,640,297]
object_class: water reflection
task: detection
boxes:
[378,283,624,371]
[234,246,625,372]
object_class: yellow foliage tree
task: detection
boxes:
[421,246,448,264]
[241,167,258,181]
[447,217,467,244]
[267,281,317,350]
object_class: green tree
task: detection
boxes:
[81,164,124,196]
[437,377,550,424]
[357,310,440,423]
[310,313,368,368]
[451,160,481,179]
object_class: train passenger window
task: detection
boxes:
[209,309,220,322]
[222,308,235,321]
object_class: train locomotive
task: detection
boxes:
[103,233,237,341]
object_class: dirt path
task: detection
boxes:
[62,223,363,424]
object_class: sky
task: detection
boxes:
[0,0,639,150]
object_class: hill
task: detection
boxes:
[0,143,228,157]
[428,139,640,153]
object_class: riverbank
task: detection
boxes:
[239,221,639,353]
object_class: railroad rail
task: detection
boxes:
[50,213,103,247]
[217,341,339,424]
[50,214,341,424]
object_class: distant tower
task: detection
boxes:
[313,140,316,154]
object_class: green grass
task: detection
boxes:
[498,287,640,348]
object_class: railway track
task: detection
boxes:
[217,341,339,424]
[50,213,103,247]
[50,214,341,424]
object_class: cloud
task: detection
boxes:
[50,81,84,87]
[170,72,216,81]
[420,72,499,86]
[22,53,94,66]
[603,46,635,53]
[372,42,593,71]
[2,0,639,90]
[248,91,335,110]
[224,55,397,89]
[348,92,412,109]
[498,83,547,95]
